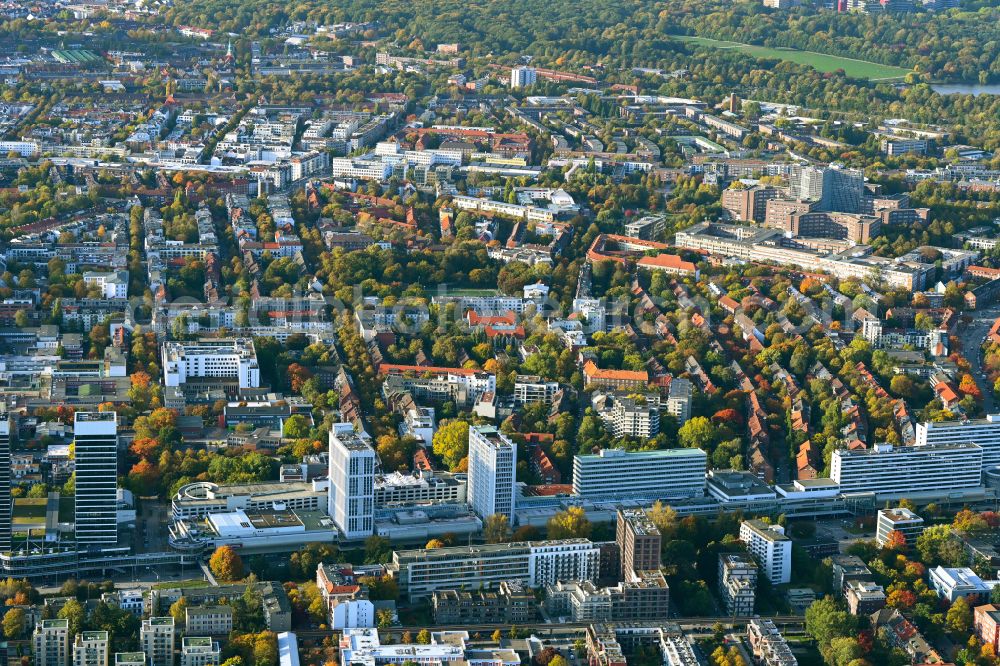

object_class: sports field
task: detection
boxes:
[674,35,911,80]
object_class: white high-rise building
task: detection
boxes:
[510,66,537,89]
[916,414,1000,472]
[74,412,119,546]
[328,425,375,540]
[140,618,174,666]
[739,520,792,585]
[74,631,110,666]
[467,425,516,520]
[161,339,260,389]
[572,448,707,501]
[831,443,983,498]
[34,619,71,666]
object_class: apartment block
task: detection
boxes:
[513,375,560,406]
[721,185,778,223]
[747,618,797,666]
[34,619,71,666]
[184,606,233,635]
[316,563,374,629]
[831,554,874,595]
[179,639,219,666]
[73,631,110,666]
[845,580,886,616]
[140,617,175,666]
[739,520,792,585]
[975,604,1000,652]
[718,553,757,617]
[545,571,670,622]
[616,509,661,578]
[431,581,537,624]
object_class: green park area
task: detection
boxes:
[675,35,912,80]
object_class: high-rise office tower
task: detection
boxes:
[467,425,516,520]
[0,415,11,552]
[74,412,119,546]
[327,424,375,540]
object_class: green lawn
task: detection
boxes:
[12,499,47,522]
[674,35,912,80]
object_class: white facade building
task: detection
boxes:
[467,426,516,521]
[739,520,792,585]
[831,443,983,498]
[916,415,1000,472]
[510,66,537,89]
[34,619,71,666]
[82,271,129,299]
[73,632,110,666]
[572,448,707,501]
[162,339,260,389]
[180,638,220,666]
[513,376,560,406]
[929,566,999,602]
[388,539,600,601]
[140,618,174,666]
[328,426,376,540]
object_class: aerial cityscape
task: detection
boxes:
[6,0,1000,665]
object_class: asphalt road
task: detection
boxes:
[958,305,1000,413]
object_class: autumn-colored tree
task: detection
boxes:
[127,460,160,494]
[546,507,592,540]
[425,539,445,549]
[881,530,907,551]
[129,437,162,461]
[169,597,188,625]
[710,408,742,426]
[483,514,511,544]
[954,509,990,533]
[432,420,469,471]
[287,364,314,393]
[209,545,244,582]
[959,374,982,399]
[886,589,916,609]
[947,596,973,633]
[416,629,431,645]
[2,608,24,639]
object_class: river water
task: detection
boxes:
[931,83,1000,96]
